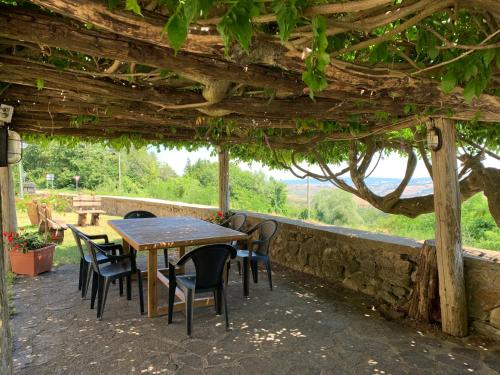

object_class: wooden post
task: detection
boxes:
[430,118,468,337]
[0,166,17,272]
[0,180,13,374]
[218,148,230,213]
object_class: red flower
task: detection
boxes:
[217,211,223,218]
[210,215,215,221]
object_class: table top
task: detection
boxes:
[108,216,248,251]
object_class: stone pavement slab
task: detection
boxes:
[11,261,500,375]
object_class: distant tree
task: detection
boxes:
[312,189,363,226]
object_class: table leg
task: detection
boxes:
[147,249,158,317]
[243,238,252,297]
[122,241,130,255]
[178,246,186,274]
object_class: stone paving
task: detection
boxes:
[11,260,500,375]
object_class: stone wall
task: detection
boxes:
[69,195,500,339]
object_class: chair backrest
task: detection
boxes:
[67,224,86,259]
[80,236,102,275]
[180,244,236,290]
[73,195,102,210]
[253,220,278,256]
[226,213,247,232]
[124,210,157,219]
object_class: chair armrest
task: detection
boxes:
[96,243,123,255]
[176,251,194,266]
[103,252,133,262]
[219,217,231,227]
[86,234,110,243]
[245,223,260,235]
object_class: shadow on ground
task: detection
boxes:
[11,258,500,375]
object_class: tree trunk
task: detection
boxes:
[406,240,440,323]
[430,118,468,337]
[218,148,230,214]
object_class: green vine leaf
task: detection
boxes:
[273,0,304,43]
[217,0,260,53]
[125,0,142,16]
[302,16,329,99]
[36,78,44,90]
[441,70,457,93]
[107,0,119,9]
[166,11,188,52]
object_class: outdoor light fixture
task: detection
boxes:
[426,126,442,151]
[8,130,22,164]
[0,104,19,167]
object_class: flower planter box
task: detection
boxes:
[9,244,55,276]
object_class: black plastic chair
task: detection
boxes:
[236,220,278,290]
[220,213,247,232]
[83,237,144,320]
[220,212,247,250]
[123,210,170,267]
[167,244,237,336]
[67,224,118,298]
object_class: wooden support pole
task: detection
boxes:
[0,180,13,374]
[0,166,17,272]
[218,148,230,213]
[430,118,468,337]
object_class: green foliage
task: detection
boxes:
[357,193,499,251]
[3,230,51,253]
[273,0,306,43]
[35,78,44,90]
[125,0,142,15]
[311,189,362,226]
[302,16,329,99]
[165,10,189,52]
[70,115,98,128]
[217,0,260,53]
[15,195,71,213]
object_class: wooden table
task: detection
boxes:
[108,216,250,317]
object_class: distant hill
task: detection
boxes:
[285,177,433,206]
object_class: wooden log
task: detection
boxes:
[0,166,17,272]
[90,213,100,226]
[218,149,230,214]
[0,171,13,374]
[430,118,468,337]
[77,213,87,227]
[406,240,440,323]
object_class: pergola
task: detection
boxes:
[0,0,499,373]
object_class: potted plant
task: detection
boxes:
[4,230,55,276]
[205,211,232,224]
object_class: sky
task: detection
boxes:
[154,146,500,181]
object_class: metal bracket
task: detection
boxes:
[0,104,14,124]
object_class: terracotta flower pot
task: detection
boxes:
[9,244,55,276]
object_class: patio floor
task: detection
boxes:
[11,260,500,375]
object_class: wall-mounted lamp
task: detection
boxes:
[0,104,22,166]
[8,130,22,164]
[426,126,442,151]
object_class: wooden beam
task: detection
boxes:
[218,148,230,213]
[0,166,17,272]
[430,118,468,337]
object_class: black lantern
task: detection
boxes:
[426,126,442,151]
